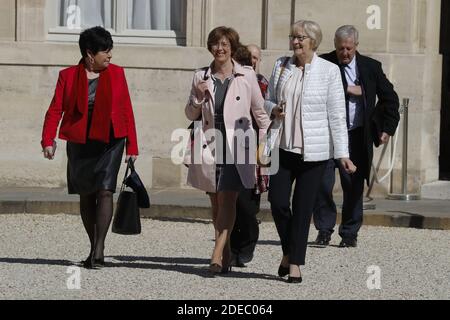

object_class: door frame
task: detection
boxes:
[439,0,450,180]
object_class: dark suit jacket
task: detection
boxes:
[320,51,400,180]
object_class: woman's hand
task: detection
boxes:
[43,141,57,160]
[340,158,357,174]
[125,155,138,163]
[271,101,286,120]
[196,80,209,101]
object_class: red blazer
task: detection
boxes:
[41,63,138,155]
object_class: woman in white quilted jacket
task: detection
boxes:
[264,20,356,283]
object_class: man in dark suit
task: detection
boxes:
[313,25,400,247]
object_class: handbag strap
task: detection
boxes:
[188,66,209,130]
[267,57,289,130]
[275,57,290,101]
[128,158,136,173]
[202,66,209,80]
[120,160,135,192]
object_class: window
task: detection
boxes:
[127,0,183,31]
[58,0,114,29]
[46,0,186,45]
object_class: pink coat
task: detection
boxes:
[185,61,271,193]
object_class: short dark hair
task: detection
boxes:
[233,45,252,66]
[79,26,113,58]
[207,26,240,55]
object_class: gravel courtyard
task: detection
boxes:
[0,214,448,300]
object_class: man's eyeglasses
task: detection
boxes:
[289,35,310,42]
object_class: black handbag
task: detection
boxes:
[123,160,150,208]
[112,161,143,235]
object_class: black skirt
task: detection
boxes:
[66,137,125,195]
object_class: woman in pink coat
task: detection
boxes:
[185,26,271,274]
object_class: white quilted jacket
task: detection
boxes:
[264,53,349,161]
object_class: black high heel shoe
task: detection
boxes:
[221,265,232,274]
[93,258,105,268]
[278,265,289,277]
[81,253,105,269]
[81,254,93,269]
[287,276,303,283]
[82,258,105,269]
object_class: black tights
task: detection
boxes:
[79,190,114,261]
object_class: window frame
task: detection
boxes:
[46,0,186,45]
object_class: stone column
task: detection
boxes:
[186,0,213,48]
[265,0,292,50]
[16,0,46,42]
[0,0,16,41]
[211,0,263,46]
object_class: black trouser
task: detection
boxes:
[269,149,327,265]
[230,189,261,262]
[312,159,337,234]
[313,127,367,240]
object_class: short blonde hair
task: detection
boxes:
[291,20,322,51]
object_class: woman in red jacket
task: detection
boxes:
[41,26,138,269]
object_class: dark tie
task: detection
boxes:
[339,64,348,86]
[339,64,350,129]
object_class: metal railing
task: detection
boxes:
[387,98,420,200]
[364,97,420,208]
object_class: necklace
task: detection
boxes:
[212,62,233,81]
[213,72,232,81]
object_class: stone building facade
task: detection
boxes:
[0,0,446,197]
